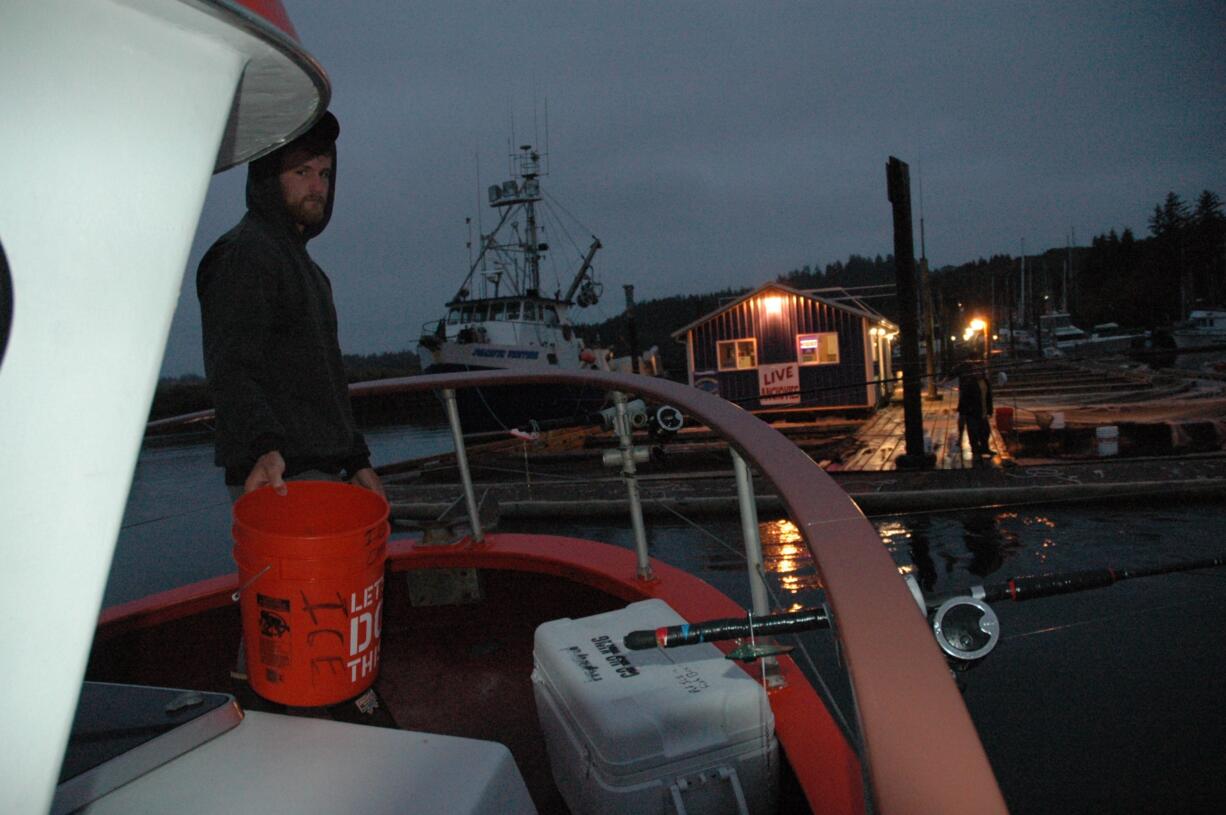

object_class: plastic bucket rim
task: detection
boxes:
[233,481,389,541]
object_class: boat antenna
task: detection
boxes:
[465,217,472,271]
[474,150,484,271]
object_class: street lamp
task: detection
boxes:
[965,317,989,364]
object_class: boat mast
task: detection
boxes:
[519,146,542,294]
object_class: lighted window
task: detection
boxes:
[797,332,839,365]
[717,338,758,371]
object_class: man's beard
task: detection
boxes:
[287,196,326,227]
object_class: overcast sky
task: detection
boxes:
[161,1,1226,376]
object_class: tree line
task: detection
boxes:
[929,189,1224,335]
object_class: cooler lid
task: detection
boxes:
[534,599,774,778]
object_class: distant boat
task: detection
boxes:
[416,145,660,430]
[1039,312,1089,356]
[1172,309,1226,350]
[1084,322,1149,354]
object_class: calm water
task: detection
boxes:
[110,424,1226,814]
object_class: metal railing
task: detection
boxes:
[353,368,1008,814]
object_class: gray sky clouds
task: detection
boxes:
[161,1,1226,375]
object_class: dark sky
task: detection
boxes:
[161,1,1226,376]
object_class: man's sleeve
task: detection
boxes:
[198,239,286,459]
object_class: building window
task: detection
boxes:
[798,332,839,365]
[717,338,758,370]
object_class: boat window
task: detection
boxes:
[543,306,558,326]
[461,305,474,323]
[798,332,839,365]
[447,308,461,325]
[488,302,505,321]
[522,302,537,321]
[504,301,520,321]
[717,338,758,371]
[472,303,488,322]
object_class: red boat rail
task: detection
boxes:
[353,369,1009,814]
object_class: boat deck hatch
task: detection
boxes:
[53,681,242,815]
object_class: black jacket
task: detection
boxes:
[197,141,370,484]
[957,371,994,420]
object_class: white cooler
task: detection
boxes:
[532,599,778,815]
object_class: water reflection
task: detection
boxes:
[759,519,823,600]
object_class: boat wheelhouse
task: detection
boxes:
[1173,308,1226,350]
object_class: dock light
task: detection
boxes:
[764,295,783,316]
[965,317,990,362]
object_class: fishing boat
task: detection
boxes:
[1172,308,1226,350]
[8,3,1216,815]
[1,2,1005,803]
[76,369,1016,814]
[416,146,660,431]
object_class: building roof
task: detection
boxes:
[669,282,898,340]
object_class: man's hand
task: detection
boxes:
[351,467,385,499]
[245,450,287,495]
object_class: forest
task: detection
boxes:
[579,188,1225,377]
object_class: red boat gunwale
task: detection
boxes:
[96,532,863,812]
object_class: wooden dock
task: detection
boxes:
[830,388,1009,472]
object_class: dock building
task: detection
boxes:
[671,283,898,414]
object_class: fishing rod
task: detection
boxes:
[623,554,1226,668]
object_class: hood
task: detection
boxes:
[244,111,338,242]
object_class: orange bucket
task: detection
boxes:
[233,481,389,706]
[995,406,1014,432]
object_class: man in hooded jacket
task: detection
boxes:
[197,111,383,499]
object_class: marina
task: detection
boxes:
[3,2,1224,814]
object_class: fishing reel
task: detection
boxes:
[594,400,684,437]
[596,400,685,467]
[905,576,1001,671]
[932,595,1000,668]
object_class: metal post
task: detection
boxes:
[612,391,652,580]
[886,156,932,468]
[731,449,770,617]
[441,388,484,542]
[623,285,641,374]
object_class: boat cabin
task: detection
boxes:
[431,296,570,347]
[672,283,898,413]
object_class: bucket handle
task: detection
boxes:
[231,564,271,602]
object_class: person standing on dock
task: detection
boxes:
[197,111,383,500]
[957,362,995,458]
